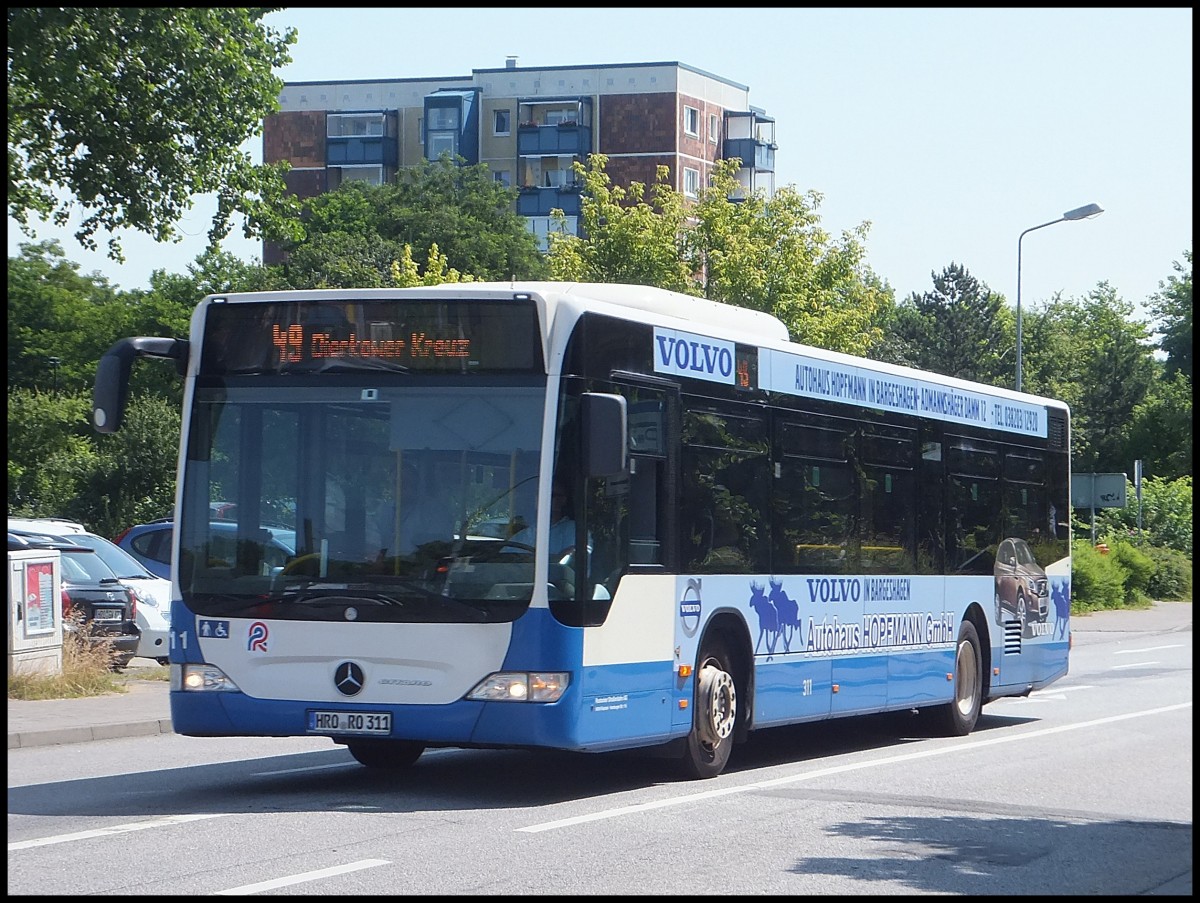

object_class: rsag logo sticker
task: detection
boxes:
[247,621,269,652]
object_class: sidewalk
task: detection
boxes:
[7,659,171,750]
[7,602,1192,751]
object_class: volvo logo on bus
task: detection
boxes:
[679,577,702,637]
[334,661,365,697]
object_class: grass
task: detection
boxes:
[7,611,168,700]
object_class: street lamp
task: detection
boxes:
[1015,202,1103,392]
[47,356,61,393]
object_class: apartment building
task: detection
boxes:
[262,58,777,260]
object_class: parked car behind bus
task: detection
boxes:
[7,530,140,670]
[10,517,172,663]
[115,520,296,580]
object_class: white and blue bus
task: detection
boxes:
[93,281,1071,779]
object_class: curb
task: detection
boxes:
[7,717,174,750]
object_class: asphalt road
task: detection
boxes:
[7,602,1192,895]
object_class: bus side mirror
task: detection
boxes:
[581,392,628,478]
[93,337,189,433]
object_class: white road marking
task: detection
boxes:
[214,858,390,895]
[1113,661,1159,670]
[518,702,1192,833]
[7,813,226,850]
[252,761,358,776]
[1116,645,1183,655]
[996,684,1097,703]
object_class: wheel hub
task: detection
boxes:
[697,663,736,746]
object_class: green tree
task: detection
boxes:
[7,388,180,536]
[7,389,99,518]
[688,160,889,356]
[547,155,889,355]
[86,394,182,537]
[1124,371,1193,481]
[8,240,124,393]
[547,154,694,291]
[8,7,300,261]
[1148,250,1192,380]
[1034,284,1157,473]
[278,157,546,287]
[880,263,1012,384]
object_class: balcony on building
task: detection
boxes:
[424,88,481,165]
[326,111,398,168]
[515,97,593,156]
[516,97,592,217]
[723,108,777,200]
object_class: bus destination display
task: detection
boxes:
[201,298,542,375]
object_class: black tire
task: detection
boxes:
[678,638,738,780]
[929,620,983,736]
[345,738,426,770]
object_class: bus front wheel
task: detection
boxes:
[344,738,426,770]
[929,620,982,737]
[678,638,737,780]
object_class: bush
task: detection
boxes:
[1071,543,1127,612]
[1106,539,1155,605]
[1092,475,1192,556]
[7,610,124,700]
[1142,545,1193,600]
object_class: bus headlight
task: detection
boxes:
[467,671,569,702]
[172,662,241,692]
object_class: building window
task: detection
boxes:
[327,112,387,138]
[493,170,512,188]
[328,166,384,189]
[428,133,456,160]
[683,167,701,198]
[427,107,459,130]
[494,109,511,136]
[684,106,700,137]
[709,113,719,143]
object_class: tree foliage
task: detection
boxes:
[1023,284,1157,473]
[547,155,693,291]
[7,389,99,519]
[688,160,888,356]
[7,7,300,260]
[878,263,1011,384]
[1148,249,1192,380]
[547,155,888,355]
[1092,475,1193,556]
[8,241,125,394]
[276,156,547,287]
[1124,371,1193,481]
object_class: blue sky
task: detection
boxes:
[8,8,1192,323]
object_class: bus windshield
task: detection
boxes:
[178,381,547,623]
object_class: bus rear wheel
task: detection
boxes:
[929,620,982,736]
[678,638,737,780]
[344,738,426,769]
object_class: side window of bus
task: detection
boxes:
[626,393,668,566]
[681,403,769,574]
[773,415,856,574]
[946,438,1001,574]
[859,425,918,574]
[917,434,946,574]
